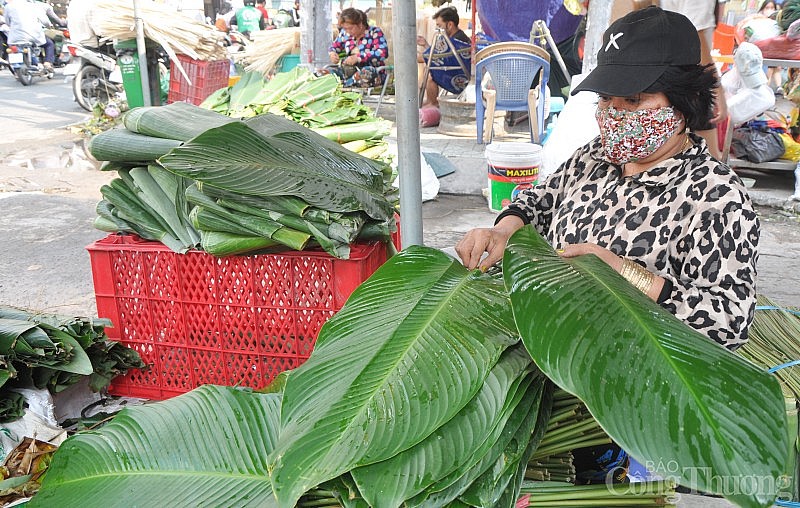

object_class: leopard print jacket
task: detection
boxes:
[498,133,759,349]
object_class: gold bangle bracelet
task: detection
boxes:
[619,258,654,295]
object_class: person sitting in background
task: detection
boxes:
[416,5,471,108]
[290,0,300,27]
[4,0,54,70]
[255,0,270,28]
[327,7,389,88]
[214,1,234,32]
[456,6,759,350]
[230,0,264,38]
[760,0,777,18]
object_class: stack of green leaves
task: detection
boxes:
[96,164,199,254]
[0,306,145,422]
[87,102,398,258]
[30,231,790,508]
[201,68,393,147]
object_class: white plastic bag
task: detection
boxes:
[0,388,66,461]
[391,149,440,202]
[540,73,600,179]
[723,72,776,125]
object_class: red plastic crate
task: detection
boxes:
[167,54,230,105]
[87,234,389,400]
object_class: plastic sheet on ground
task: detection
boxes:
[390,145,440,202]
[0,389,65,462]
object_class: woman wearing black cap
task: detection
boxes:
[456,6,759,351]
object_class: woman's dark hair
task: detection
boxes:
[760,0,777,12]
[339,7,368,29]
[644,64,718,131]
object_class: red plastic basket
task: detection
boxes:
[87,234,389,400]
[167,54,230,105]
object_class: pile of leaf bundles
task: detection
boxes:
[31,228,790,508]
[88,102,398,258]
[0,306,145,423]
[525,389,610,484]
[89,0,227,64]
[201,68,393,144]
[739,296,800,398]
[517,480,677,507]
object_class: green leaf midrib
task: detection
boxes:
[570,254,730,464]
[163,124,380,192]
[50,470,271,485]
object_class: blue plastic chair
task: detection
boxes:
[474,42,550,144]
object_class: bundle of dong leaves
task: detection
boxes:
[201,67,393,143]
[31,228,789,508]
[89,100,397,259]
[0,306,144,422]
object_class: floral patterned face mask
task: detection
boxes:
[595,105,682,165]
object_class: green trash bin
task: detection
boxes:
[114,39,161,108]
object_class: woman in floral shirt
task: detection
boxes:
[328,8,388,87]
[456,7,759,350]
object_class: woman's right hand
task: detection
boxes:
[329,51,339,64]
[455,216,525,271]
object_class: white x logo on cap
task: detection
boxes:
[605,32,623,51]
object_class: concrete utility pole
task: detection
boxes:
[299,0,332,71]
[394,0,424,247]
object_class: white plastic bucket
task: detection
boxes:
[485,142,542,212]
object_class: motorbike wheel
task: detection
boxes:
[73,64,117,112]
[14,66,33,86]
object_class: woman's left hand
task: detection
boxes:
[559,242,664,301]
[344,54,359,66]
[558,243,623,272]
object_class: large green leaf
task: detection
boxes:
[158,118,393,221]
[0,318,49,355]
[31,386,281,508]
[269,246,520,506]
[405,378,549,508]
[123,101,234,141]
[504,226,788,508]
[459,379,554,507]
[350,345,536,507]
[243,113,391,190]
[87,128,183,162]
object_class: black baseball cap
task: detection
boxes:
[571,6,700,96]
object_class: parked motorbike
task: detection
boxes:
[7,43,54,85]
[63,42,123,112]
